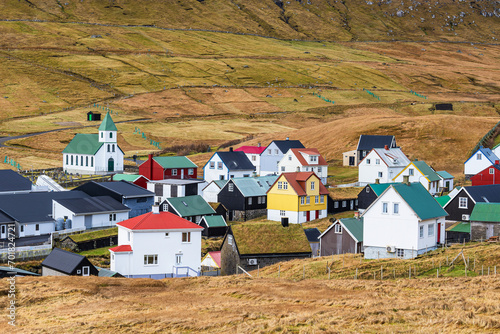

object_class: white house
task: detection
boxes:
[362,181,447,260]
[436,171,454,193]
[52,196,130,230]
[63,112,124,175]
[358,146,410,185]
[259,139,304,176]
[109,206,203,279]
[392,160,441,195]
[464,146,500,178]
[147,178,206,204]
[235,145,265,175]
[202,148,255,184]
[278,148,328,184]
[202,180,227,203]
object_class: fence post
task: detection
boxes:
[355,268,358,280]
[437,268,439,278]
[257,265,260,278]
[381,265,383,280]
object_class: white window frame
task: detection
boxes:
[366,159,371,165]
[477,153,482,160]
[82,266,90,276]
[393,203,399,214]
[280,210,286,216]
[172,169,177,176]
[283,182,288,190]
[228,235,233,245]
[320,195,324,203]
[409,168,414,176]
[300,196,305,205]
[248,197,252,205]
[489,168,494,174]
[144,254,158,266]
[209,161,215,169]
[378,171,383,178]
[428,224,434,236]
[315,195,319,204]
[311,181,315,190]
[419,225,424,238]
[382,202,388,214]
[458,197,468,209]
[306,196,310,204]
[182,232,191,243]
[176,253,182,265]
[277,181,282,190]
[375,159,380,165]
[334,224,342,234]
[228,183,234,192]
[163,203,168,211]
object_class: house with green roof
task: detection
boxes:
[63,112,123,175]
[139,154,198,181]
[112,174,149,189]
[161,195,216,224]
[357,182,397,213]
[470,203,500,241]
[362,182,448,259]
[393,160,443,195]
[199,215,227,237]
[220,223,312,275]
[445,222,470,243]
[319,217,364,256]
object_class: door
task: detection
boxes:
[0,225,6,239]
[437,223,441,243]
[82,266,90,276]
[84,215,92,229]
[108,158,114,172]
[486,224,494,239]
[350,200,354,210]
[349,156,355,166]
[281,217,289,227]
[306,211,310,222]
[314,210,318,220]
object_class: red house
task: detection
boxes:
[471,162,500,186]
[112,174,149,189]
[139,154,198,181]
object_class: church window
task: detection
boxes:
[110,132,113,139]
[86,156,88,166]
[75,156,78,166]
[70,155,73,165]
[112,144,115,152]
[101,132,103,138]
[81,156,83,166]
[107,145,110,152]
[91,157,94,167]
[66,155,68,165]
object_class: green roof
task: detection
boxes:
[98,112,117,131]
[412,161,440,182]
[202,215,227,227]
[470,203,500,222]
[62,134,103,155]
[392,183,448,220]
[231,223,311,255]
[436,171,454,179]
[112,174,142,182]
[167,195,215,217]
[153,156,197,169]
[370,183,396,196]
[446,222,471,233]
[435,195,451,207]
[340,217,364,242]
[214,180,228,188]
[231,175,278,197]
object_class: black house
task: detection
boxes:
[327,196,358,214]
[42,248,98,276]
[356,183,396,212]
[443,185,500,222]
[356,135,397,161]
[86,111,101,121]
[218,175,277,221]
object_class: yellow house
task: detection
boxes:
[267,172,328,224]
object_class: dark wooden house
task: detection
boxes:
[357,183,395,213]
[328,196,358,214]
[443,184,500,222]
[319,218,364,256]
[218,175,277,221]
[199,215,227,237]
[42,248,98,276]
[220,223,312,276]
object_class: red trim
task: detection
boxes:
[109,245,132,252]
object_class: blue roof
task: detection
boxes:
[465,146,499,165]
[436,171,454,179]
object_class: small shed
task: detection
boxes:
[199,215,227,237]
[87,111,101,121]
[445,222,470,243]
[434,103,453,111]
[41,248,98,276]
[304,228,321,257]
[470,203,500,241]
[319,218,364,256]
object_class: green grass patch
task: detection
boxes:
[69,227,118,243]
[78,246,113,257]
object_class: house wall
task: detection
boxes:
[202,183,222,203]
[124,197,154,218]
[464,151,494,176]
[220,233,240,276]
[471,167,500,186]
[163,168,197,180]
[310,242,320,257]
[139,158,165,180]
[393,165,438,195]
[267,209,327,224]
[342,150,358,166]
[53,201,129,229]
[439,178,454,192]
[22,221,54,237]
[444,190,474,221]
[42,267,68,276]
[244,153,261,175]
[95,144,124,174]
[320,223,357,256]
[328,197,357,214]
[110,252,131,274]
[357,186,379,211]
[277,151,328,184]
[260,142,284,175]
[204,154,229,183]
[471,222,500,241]
[133,177,148,189]
[218,182,246,211]
[358,151,403,185]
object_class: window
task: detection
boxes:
[275,149,279,155]
[283,182,288,190]
[165,232,169,238]
[490,168,495,174]
[334,224,342,233]
[127,231,131,242]
[378,172,383,178]
[107,145,110,152]
[320,195,324,203]
[217,162,223,170]
[85,156,88,167]
[288,155,292,161]
[66,155,68,165]
[81,156,83,166]
[428,224,434,236]
[101,132,103,138]
[366,159,371,165]
[311,181,315,190]
[172,169,177,176]
[219,175,225,180]
[268,149,271,155]
[300,196,305,205]
[306,196,310,204]
[419,225,424,238]
[144,254,158,265]
[397,248,405,258]
[375,159,380,165]
[382,202,388,214]
[409,168,414,176]
[20,225,24,233]
[113,213,116,221]
[182,232,191,243]
[112,144,115,152]
[75,155,78,166]
[35,224,39,231]
[82,266,90,276]
[278,181,282,189]
[248,197,252,205]
[393,203,399,214]
[310,156,317,162]
[228,183,234,192]
[257,196,262,204]
[109,214,115,221]
[228,235,233,245]
[188,168,194,175]
[210,161,215,169]
[109,132,113,138]
[262,196,266,204]
[342,201,346,207]
[303,211,307,217]
[458,197,468,209]
[334,201,339,208]
[176,253,182,265]
[315,196,319,204]
[91,157,93,167]
[163,203,168,211]
[280,210,286,216]
[477,153,482,160]
[366,187,370,193]
[71,155,73,165]
[281,166,285,172]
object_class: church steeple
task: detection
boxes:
[98,112,117,143]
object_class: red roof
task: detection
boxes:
[109,245,132,253]
[117,211,204,231]
[208,251,221,268]
[289,148,328,166]
[273,172,329,196]
[235,146,266,154]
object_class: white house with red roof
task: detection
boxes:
[358,146,410,185]
[278,148,328,184]
[109,206,203,278]
[201,251,221,270]
[235,145,265,175]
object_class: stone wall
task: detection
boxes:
[471,222,500,241]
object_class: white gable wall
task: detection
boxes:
[464,150,494,176]
[260,142,285,175]
[278,151,328,184]
[203,154,229,183]
[359,151,403,185]
[202,182,222,203]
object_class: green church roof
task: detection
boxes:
[62,134,103,155]
[98,112,117,131]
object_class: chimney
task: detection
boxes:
[496,160,499,165]
[149,154,153,179]
[375,178,380,184]
[229,147,233,152]
[258,142,261,147]
[286,137,289,141]
[384,145,389,150]
[152,204,160,214]
[403,175,410,185]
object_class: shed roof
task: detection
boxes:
[166,195,216,217]
[202,215,227,227]
[62,134,103,155]
[0,266,39,276]
[391,183,448,220]
[54,196,130,215]
[230,175,278,197]
[98,112,117,131]
[216,151,255,171]
[435,195,451,207]
[470,203,500,222]
[340,218,364,242]
[357,135,395,151]
[0,169,32,192]
[117,211,203,231]
[304,228,321,243]
[446,222,471,233]
[153,156,197,169]
[230,223,311,255]
[41,248,90,274]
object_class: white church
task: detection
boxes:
[63,112,124,175]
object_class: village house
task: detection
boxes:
[267,172,328,225]
[343,135,397,166]
[201,251,221,273]
[217,175,277,221]
[198,215,227,237]
[278,148,328,184]
[259,139,304,176]
[235,145,265,175]
[202,179,228,203]
[464,146,500,179]
[0,169,34,194]
[319,218,364,256]
[160,195,216,224]
[220,223,312,275]
[139,154,198,181]
[203,148,255,184]
[469,203,500,241]
[392,160,442,195]
[362,181,447,259]
[63,112,124,175]
[112,174,149,189]
[42,248,98,276]
[109,206,203,278]
[358,146,410,186]
[147,178,205,204]
[443,184,500,222]
[357,182,395,214]
[328,196,358,214]
[436,171,455,192]
[470,162,500,186]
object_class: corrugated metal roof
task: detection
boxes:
[392,183,448,220]
[202,215,227,227]
[340,217,364,242]
[436,171,454,179]
[470,203,500,222]
[62,134,103,155]
[369,183,397,196]
[112,174,142,182]
[435,195,451,207]
[167,195,216,217]
[372,147,410,168]
[93,181,154,198]
[231,175,278,197]
[0,170,33,192]
[54,196,130,215]
[465,184,500,203]
[304,228,321,242]
[153,156,197,169]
